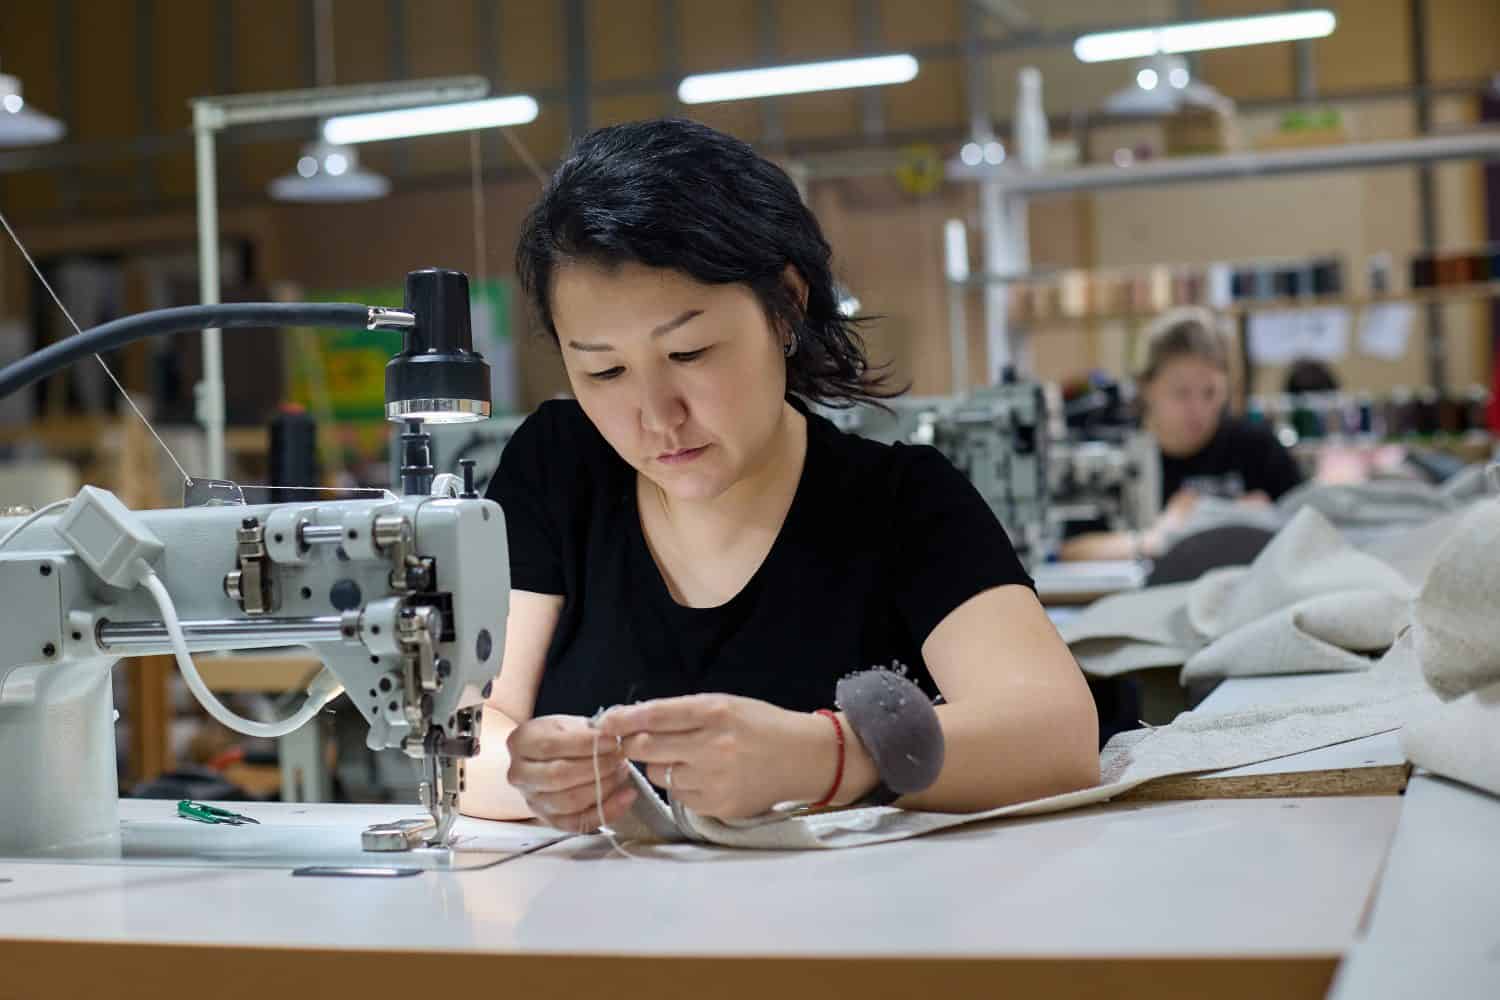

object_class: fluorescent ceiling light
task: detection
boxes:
[678,54,918,105]
[323,95,539,144]
[1074,10,1336,63]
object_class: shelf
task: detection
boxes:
[0,418,320,455]
[948,131,1500,195]
[1001,281,1500,330]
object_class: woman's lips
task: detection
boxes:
[657,445,708,465]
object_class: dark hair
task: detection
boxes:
[1284,358,1340,394]
[1135,307,1231,383]
[515,118,900,408]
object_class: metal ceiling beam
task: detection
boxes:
[971,0,1033,33]
[563,0,589,145]
[857,0,886,142]
[757,0,784,148]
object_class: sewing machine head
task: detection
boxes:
[0,489,507,856]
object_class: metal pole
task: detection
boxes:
[193,113,225,481]
[1410,0,1445,391]
[564,0,590,144]
[945,219,971,394]
[963,1,1026,381]
[98,615,349,652]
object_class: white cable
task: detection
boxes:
[137,564,344,739]
[0,498,73,551]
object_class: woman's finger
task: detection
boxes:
[644,761,699,794]
[599,695,728,739]
[512,750,623,794]
[530,762,632,816]
[546,781,639,834]
[511,718,615,761]
[619,730,707,763]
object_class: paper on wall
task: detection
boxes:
[1247,307,1351,365]
[1358,302,1416,361]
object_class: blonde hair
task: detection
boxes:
[1134,307,1231,383]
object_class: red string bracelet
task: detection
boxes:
[812,708,845,809]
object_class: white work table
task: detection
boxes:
[1330,773,1500,999]
[1,793,1397,998]
[0,672,1459,1000]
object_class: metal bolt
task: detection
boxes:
[41,642,55,658]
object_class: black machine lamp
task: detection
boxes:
[384,268,491,425]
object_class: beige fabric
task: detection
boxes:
[1400,681,1500,798]
[1412,501,1500,700]
[1181,590,1405,682]
[1061,508,1416,682]
[1184,511,1412,639]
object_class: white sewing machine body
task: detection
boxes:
[0,491,508,856]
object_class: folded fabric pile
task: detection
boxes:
[1159,474,1489,557]
[1060,507,1414,683]
[1400,498,1500,798]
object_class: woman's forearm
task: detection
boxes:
[1060,530,1142,562]
[891,696,1098,813]
[823,690,1098,814]
[458,705,536,821]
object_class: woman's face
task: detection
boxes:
[551,260,792,502]
[1143,356,1229,457]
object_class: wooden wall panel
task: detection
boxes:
[498,0,566,90]
[154,0,218,201]
[1313,0,1412,93]
[75,0,138,217]
[402,0,483,179]
[878,0,958,49]
[1425,0,1500,83]
[1195,0,1296,103]
[591,94,672,128]
[679,101,763,143]
[882,58,963,133]
[229,0,307,201]
[589,0,661,83]
[679,0,757,74]
[776,0,855,60]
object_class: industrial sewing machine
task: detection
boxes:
[825,376,1158,566]
[0,268,506,858]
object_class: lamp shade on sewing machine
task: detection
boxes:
[384,269,491,424]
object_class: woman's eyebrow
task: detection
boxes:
[566,309,703,352]
[650,309,703,338]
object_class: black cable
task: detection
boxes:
[0,302,374,400]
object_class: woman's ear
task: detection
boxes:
[781,264,809,311]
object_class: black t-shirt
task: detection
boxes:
[486,398,1033,718]
[1160,417,1303,503]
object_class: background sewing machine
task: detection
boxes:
[823,375,1158,569]
[0,269,507,858]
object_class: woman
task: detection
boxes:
[462,119,1098,832]
[1061,309,1304,562]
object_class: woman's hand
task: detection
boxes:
[505,714,638,832]
[598,694,846,820]
[1141,488,1201,557]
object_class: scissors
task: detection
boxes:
[176,800,260,826]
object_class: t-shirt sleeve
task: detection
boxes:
[1252,427,1305,501]
[890,445,1035,647]
[484,407,566,595]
